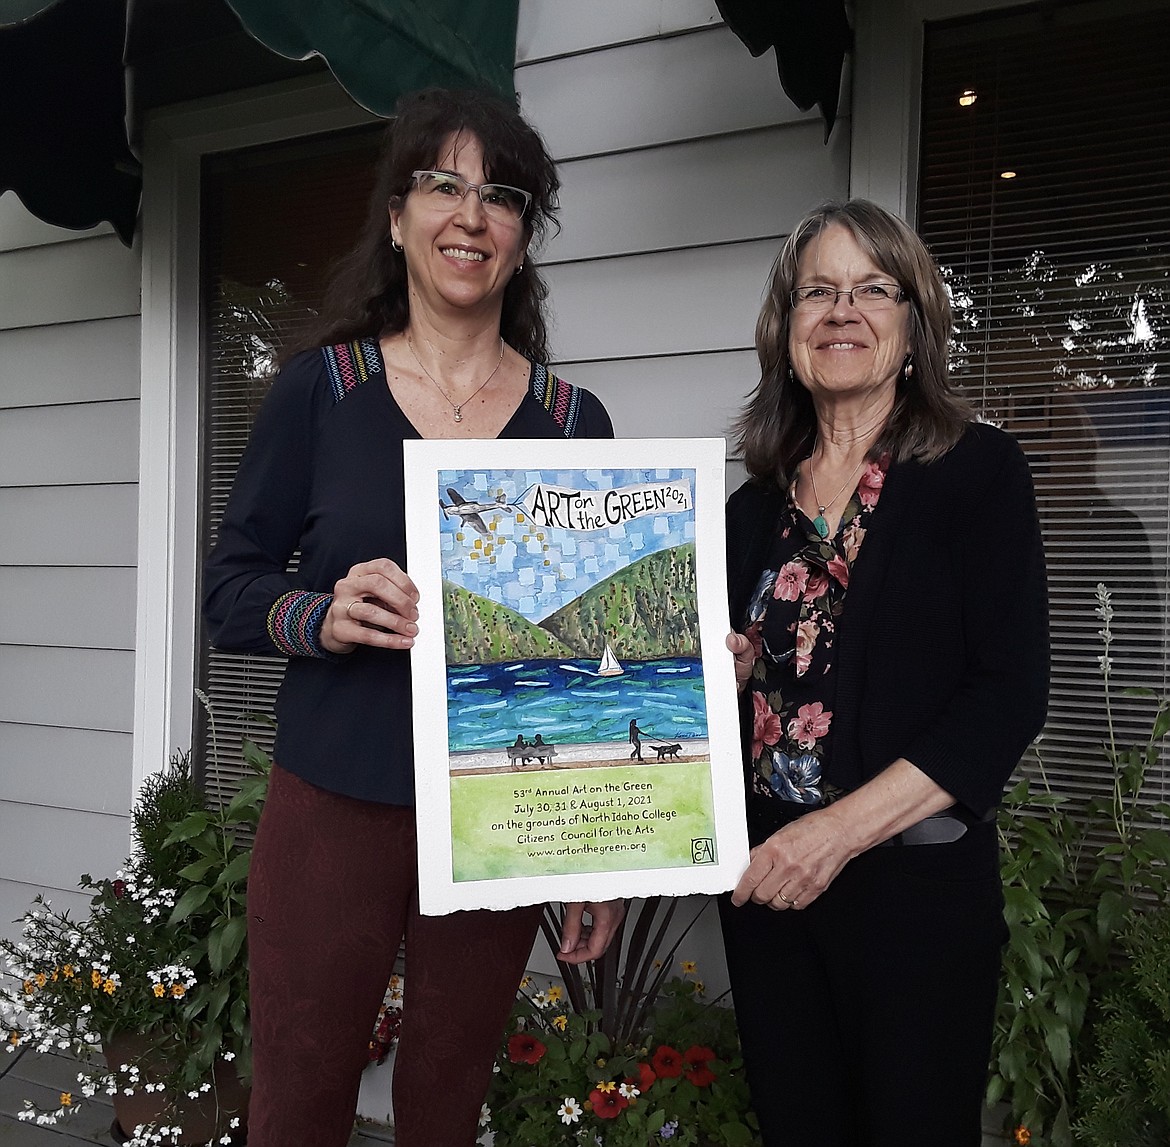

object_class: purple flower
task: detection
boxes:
[660,1120,679,1139]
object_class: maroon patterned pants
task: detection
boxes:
[246,765,541,1146]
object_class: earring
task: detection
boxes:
[903,355,914,380]
[516,262,524,274]
[391,239,403,252]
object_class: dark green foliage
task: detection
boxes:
[542,543,699,661]
[1074,908,1170,1147]
[443,580,575,664]
[131,750,202,887]
[989,586,1170,1146]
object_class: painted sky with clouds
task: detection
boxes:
[437,466,697,622]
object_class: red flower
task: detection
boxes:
[111,879,126,899]
[684,1044,717,1087]
[507,1032,547,1065]
[627,1062,656,1094]
[651,1045,683,1078]
[588,1088,628,1119]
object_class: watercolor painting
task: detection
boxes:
[405,438,749,913]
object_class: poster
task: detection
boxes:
[404,437,748,913]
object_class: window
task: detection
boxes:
[917,1,1170,805]
[198,126,382,802]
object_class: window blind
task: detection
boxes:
[199,125,383,804]
[917,1,1170,808]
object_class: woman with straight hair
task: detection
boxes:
[204,87,623,1147]
[722,198,1049,1146]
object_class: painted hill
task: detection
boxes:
[541,543,699,660]
[443,581,574,664]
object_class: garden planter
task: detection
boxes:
[105,1031,248,1144]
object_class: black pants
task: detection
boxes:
[719,821,1006,1147]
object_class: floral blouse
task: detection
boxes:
[743,455,889,810]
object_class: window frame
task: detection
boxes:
[134,75,376,793]
[850,0,1030,216]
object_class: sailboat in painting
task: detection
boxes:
[597,641,624,677]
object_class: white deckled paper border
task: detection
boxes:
[404,437,748,914]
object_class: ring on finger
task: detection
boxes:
[777,891,794,906]
[345,599,362,618]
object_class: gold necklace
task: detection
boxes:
[807,453,869,540]
[406,335,505,423]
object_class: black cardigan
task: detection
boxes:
[727,422,1049,819]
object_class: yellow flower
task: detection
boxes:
[22,979,34,994]
[692,981,705,996]
[552,1015,567,1031]
[62,964,74,978]
[519,975,533,989]
[171,984,186,998]
[91,970,102,989]
[153,984,166,998]
[59,1092,72,1108]
[102,979,116,995]
[34,972,47,988]
[680,961,697,975]
[8,1031,20,1046]
[547,985,564,1003]
[595,1080,616,1092]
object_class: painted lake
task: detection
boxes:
[447,656,708,752]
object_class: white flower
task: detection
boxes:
[558,1097,582,1124]
[619,1082,639,1099]
[479,1103,491,1127]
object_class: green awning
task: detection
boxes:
[714,0,851,139]
[0,0,519,246]
[0,0,141,244]
[224,0,519,112]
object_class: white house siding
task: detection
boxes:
[517,3,850,463]
[0,197,139,938]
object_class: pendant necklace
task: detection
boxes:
[807,452,869,540]
[407,335,504,423]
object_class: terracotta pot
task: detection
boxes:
[104,1030,248,1144]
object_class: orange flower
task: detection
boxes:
[59,1092,72,1108]
[1014,1127,1031,1146]
[170,984,186,998]
[153,984,166,998]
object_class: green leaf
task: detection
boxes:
[204,978,231,1022]
[722,1121,754,1145]
[208,914,247,973]
[176,857,217,882]
[1152,704,1170,742]
[242,737,273,770]
[215,850,252,888]
[163,811,212,845]
[169,883,212,924]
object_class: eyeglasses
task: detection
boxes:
[409,170,531,223]
[790,283,905,312]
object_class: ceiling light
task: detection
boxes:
[1000,170,1017,180]
[959,89,977,106]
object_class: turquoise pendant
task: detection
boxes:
[813,514,830,539]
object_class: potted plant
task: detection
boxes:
[1073,905,1170,1146]
[484,897,761,1146]
[989,585,1170,1146]
[1,740,270,1146]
